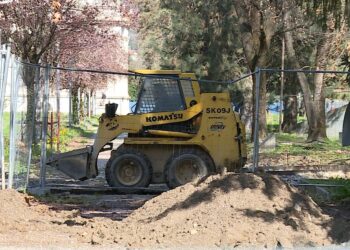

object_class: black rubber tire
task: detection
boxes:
[164,148,215,189]
[105,146,152,188]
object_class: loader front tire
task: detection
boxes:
[105,148,152,188]
[164,148,215,189]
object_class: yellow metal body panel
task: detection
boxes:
[125,93,244,171]
[130,69,182,75]
[147,130,195,138]
[141,102,202,125]
[89,93,246,177]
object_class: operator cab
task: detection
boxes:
[135,75,186,113]
[130,70,200,114]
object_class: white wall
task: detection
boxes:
[3,59,130,115]
[95,75,130,115]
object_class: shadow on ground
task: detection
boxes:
[35,193,153,221]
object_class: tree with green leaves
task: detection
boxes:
[284,0,350,141]
[137,0,245,79]
[232,1,283,139]
[136,0,350,141]
[137,0,283,139]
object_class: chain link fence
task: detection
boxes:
[0,49,127,190]
[0,46,44,190]
[1,46,349,191]
[260,69,350,179]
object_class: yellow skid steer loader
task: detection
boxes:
[48,70,247,188]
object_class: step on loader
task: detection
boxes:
[48,70,247,188]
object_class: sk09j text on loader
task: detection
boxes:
[48,70,247,189]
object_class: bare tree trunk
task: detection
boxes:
[234,2,277,139]
[23,66,37,144]
[252,70,267,139]
[284,8,328,142]
[79,89,84,120]
[72,89,79,125]
[309,71,327,140]
[26,84,37,141]
[282,75,298,133]
[282,96,298,132]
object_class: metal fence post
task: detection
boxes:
[8,56,20,189]
[39,65,50,189]
[78,87,81,121]
[68,74,72,127]
[0,45,11,189]
[56,65,61,152]
[279,40,285,133]
[252,68,261,172]
[0,46,4,190]
[88,92,91,118]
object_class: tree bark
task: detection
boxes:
[233,1,277,139]
[25,84,36,142]
[72,89,79,125]
[284,7,328,142]
[79,90,85,120]
[252,70,267,139]
[282,75,298,133]
[282,96,298,132]
[23,66,37,144]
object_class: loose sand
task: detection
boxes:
[0,173,348,249]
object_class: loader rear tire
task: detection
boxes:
[105,147,152,188]
[164,148,215,189]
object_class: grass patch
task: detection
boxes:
[60,126,95,141]
[2,113,10,160]
[266,113,307,133]
[260,132,350,165]
[306,178,350,202]
[2,114,98,159]
[276,133,306,143]
[274,137,344,156]
[266,113,279,132]
[3,112,10,136]
[56,116,98,152]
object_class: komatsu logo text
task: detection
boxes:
[146,113,183,122]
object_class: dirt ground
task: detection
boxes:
[0,173,349,249]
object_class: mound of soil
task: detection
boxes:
[0,189,87,247]
[0,174,346,248]
[91,174,333,248]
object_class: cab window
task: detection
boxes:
[136,77,185,114]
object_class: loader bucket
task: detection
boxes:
[47,146,92,180]
[342,102,350,146]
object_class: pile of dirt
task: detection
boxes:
[89,174,334,248]
[0,174,347,248]
[0,189,88,247]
